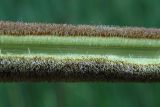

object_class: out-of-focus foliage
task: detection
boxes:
[0,0,160,107]
[1,0,160,27]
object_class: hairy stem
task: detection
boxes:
[0,21,160,82]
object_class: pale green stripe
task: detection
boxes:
[0,35,160,64]
[1,35,160,48]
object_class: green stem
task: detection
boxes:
[0,21,160,82]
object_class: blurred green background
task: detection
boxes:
[0,0,160,107]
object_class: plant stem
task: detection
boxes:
[0,21,160,82]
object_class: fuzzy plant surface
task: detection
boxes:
[0,21,160,82]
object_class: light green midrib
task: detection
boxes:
[0,35,160,64]
[1,35,160,48]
